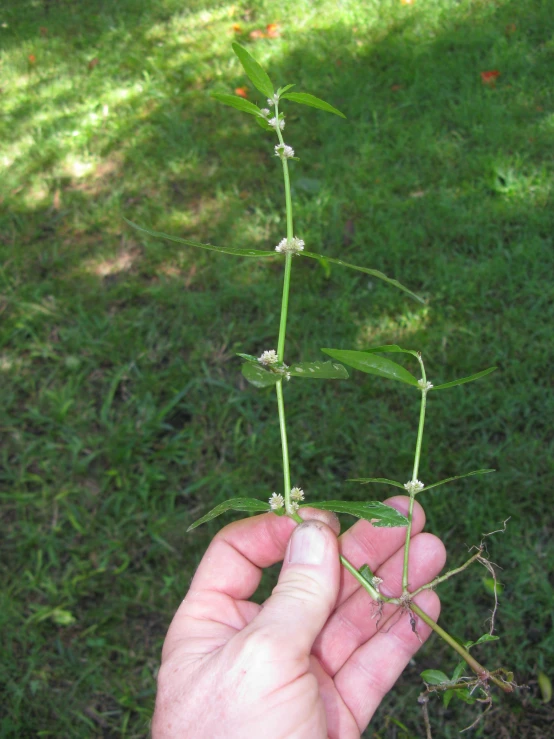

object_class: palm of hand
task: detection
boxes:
[153,498,445,739]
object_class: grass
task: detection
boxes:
[1,0,553,736]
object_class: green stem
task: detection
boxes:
[410,602,513,693]
[340,555,400,604]
[402,387,428,592]
[273,99,295,514]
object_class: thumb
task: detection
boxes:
[245,520,340,658]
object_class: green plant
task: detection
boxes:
[126,42,514,732]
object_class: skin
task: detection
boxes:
[152,496,446,738]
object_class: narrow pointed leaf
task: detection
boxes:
[232,42,274,98]
[420,469,495,493]
[421,670,450,685]
[255,115,274,131]
[300,500,408,527]
[321,349,419,387]
[278,84,295,95]
[432,367,497,390]
[451,661,466,683]
[465,634,500,648]
[211,93,263,117]
[187,497,270,531]
[300,251,423,303]
[288,361,349,380]
[241,363,280,388]
[281,92,346,118]
[236,353,259,363]
[124,219,276,258]
[366,344,420,358]
[443,690,455,708]
[347,477,405,489]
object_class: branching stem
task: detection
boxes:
[410,549,483,597]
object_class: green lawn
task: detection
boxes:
[1,0,553,736]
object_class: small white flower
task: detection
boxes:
[418,379,433,391]
[404,479,425,494]
[268,116,285,130]
[285,371,291,381]
[259,108,270,118]
[275,237,305,254]
[269,492,285,510]
[258,349,279,365]
[267,94,280,106]
[371,575,384,592]
[290,501,300,513]
[291,486,304,501]
[275,143,294,159]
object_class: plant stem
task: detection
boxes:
[410,550,483,597]
[273,100,295,514]
[340,555,400,604]
[410,602,513,693]
[402,386,428,592]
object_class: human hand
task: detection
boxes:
[152,497,446,738]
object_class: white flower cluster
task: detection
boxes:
[404,479,425,494]
[269,492,284,510]
[258,349,279,366]
[275,143,294,159]
[418,379,433,391]
[268,116,285,130]
[267,94,280,106]
[260,108,271,118]
[290,486,304,501]
[275,237,304,254]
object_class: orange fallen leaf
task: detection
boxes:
[505,23,517,35]
[266,22,280,38]
[232,23,242,33]
[235,87,248,98]
[28,54,36,64]
[391,84,403,91]
[39,26,48,36]
[480,70,500,86]
[249,29,266,39]
[88,57,99,70]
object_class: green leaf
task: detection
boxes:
[124,219,276,258]
[255,115,274,132]
[301,500,408,527]
[241,363,280,388]
[421,670,450,685]
[472,633,500,646]
[232,42,274,98]
[443,689,455,709]
[454,689,478,705]
[321,349,419,387]
[365,344,420,359]
[281,91,346,118]
[187,497,270,531]
[432,367,497,390]
[211,93,263,118]
[358,564,376,583]
[347,477,405,489]
[300,251,423,303]
[288,361,349,380]
[236,353,259,363]
[451,661,466,683]
[277,84,295,95]
[419,469,495,493]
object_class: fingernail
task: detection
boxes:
[289,522,326,565]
